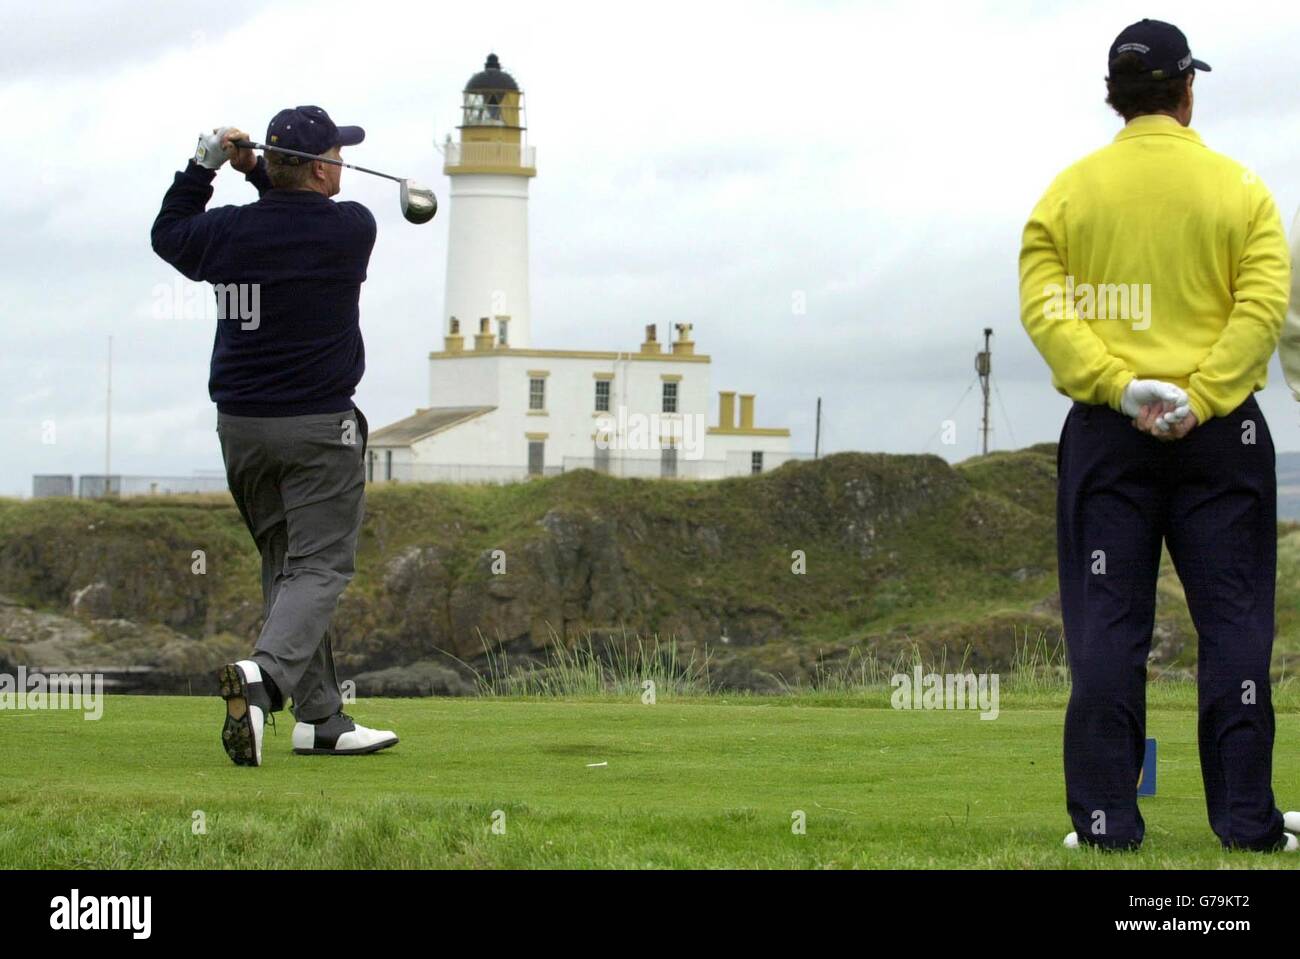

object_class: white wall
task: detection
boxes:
[429,351,501,408]
[709,435,799,475]
[442,173,532,349]
[422,351,715,468]
[375,348,791,482]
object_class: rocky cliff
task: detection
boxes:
[3,448,1297,694]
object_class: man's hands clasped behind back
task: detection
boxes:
[1121,378,1198,441]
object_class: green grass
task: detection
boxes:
[3,686,1299,869]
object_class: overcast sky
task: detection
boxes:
[4,0,1300,496]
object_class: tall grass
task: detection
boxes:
[440,625,1300,707]
[1006,628,1070,692]
[778,628,1071,696]
[461,624,712,699]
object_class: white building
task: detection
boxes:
[368,54,791,483]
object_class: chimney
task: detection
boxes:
[444,316,464,353]
[672,322,695,356]
[739,394,755,430]
[718,391,736,430]
[474,316,495,351]
[640,323,661,354]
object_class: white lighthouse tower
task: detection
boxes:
[441,53,537,349]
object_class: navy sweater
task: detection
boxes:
[151,158,377,416]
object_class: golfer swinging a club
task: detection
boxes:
[1020,20,1297,851]
[152,106,398,765]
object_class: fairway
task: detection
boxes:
[3,690,1299,869]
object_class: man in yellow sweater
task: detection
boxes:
[1283,210,1300,403]
[1019,18,1298,852]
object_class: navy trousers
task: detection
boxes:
[1057,394,1283,850]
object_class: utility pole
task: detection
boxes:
[975,328,992,456]
[105,335,113,496]
[814,396,822,459]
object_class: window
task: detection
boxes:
[528,441,545,476]
[529,377,546,411]
[367,452,375,483]
[463,92,505,126]
[661,445,678,479]
[662,381,678,413]
[595,379,611,412]
[594,441,611,474]
[751,451,764,475]
[384,450,393,481]
[497,318,509,347]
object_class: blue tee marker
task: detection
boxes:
[1137,738,1157,797]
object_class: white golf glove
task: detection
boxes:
[1155,404,1192,432]
[193,126,236,170]
[1121,378,1190,433]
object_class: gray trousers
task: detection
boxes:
[216,407,368,722]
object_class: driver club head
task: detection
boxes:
[400,180,437,225]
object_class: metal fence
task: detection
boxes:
[561,456,728,479]
[72,475,229,499]
[723,450,813,475]
[559,452,815,480]
[444,141,536,169]
[32,474,74,497]
[40,452,819,498]
[383,463,564,485]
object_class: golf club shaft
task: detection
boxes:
[233,139,404,183]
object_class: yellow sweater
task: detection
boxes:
[1019,114,1290,424]
[1281,208,1300,401]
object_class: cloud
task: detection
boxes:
[2,0,1300,497]
[0,0,271,80]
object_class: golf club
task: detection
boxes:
[232,139,438,224]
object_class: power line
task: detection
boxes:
[992,377,1018,449]
[923,374,980,453]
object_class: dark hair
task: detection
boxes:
[1105,51,1191,121]
[266,152,314,190]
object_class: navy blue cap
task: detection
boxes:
[1109,19,1211,79]
[265,105,365,161]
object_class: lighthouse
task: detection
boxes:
[441,53,537,350]
[367,51,790,484]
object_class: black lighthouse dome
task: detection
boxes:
[465,53,519,92]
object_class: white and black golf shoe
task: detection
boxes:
[1282,811,1300,851]
[292,712,398,756]
[218,660,273,767]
